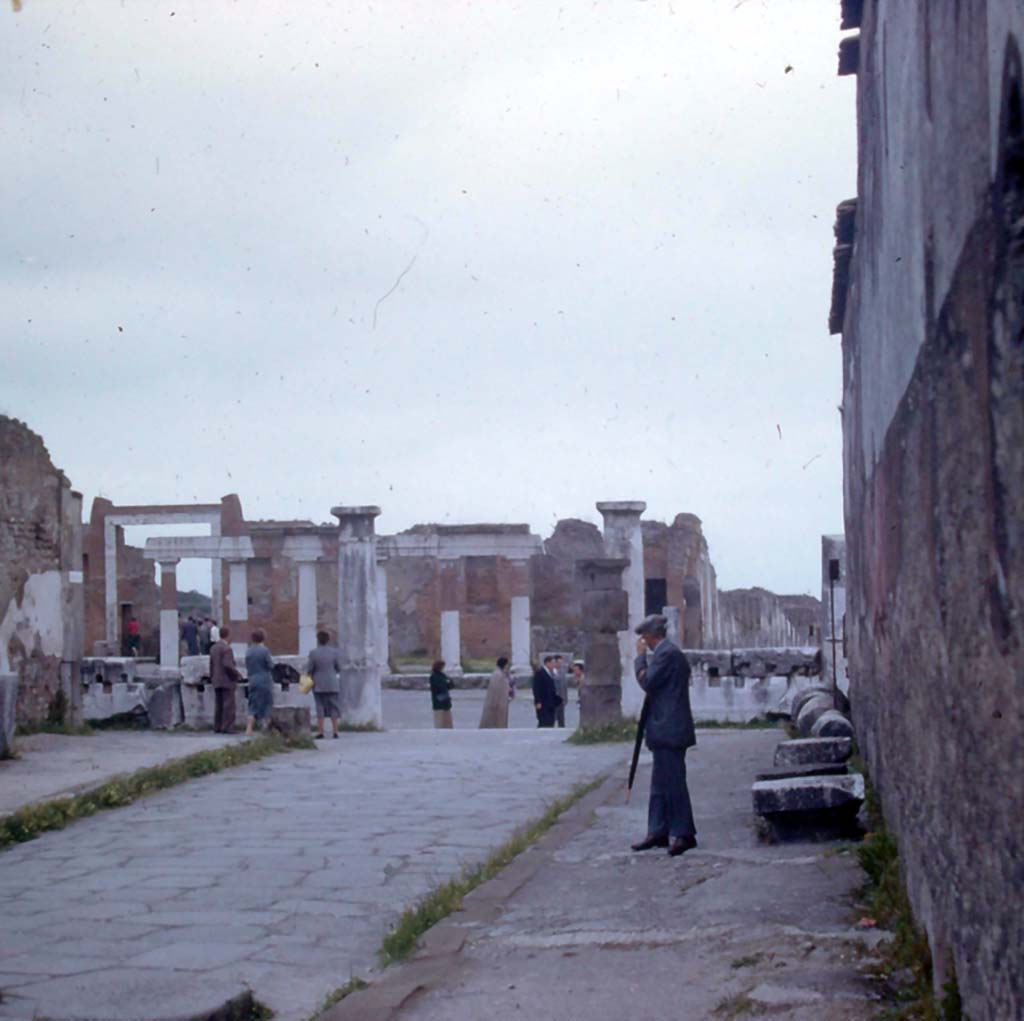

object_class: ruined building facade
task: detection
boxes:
[0,417,84,725]
[832,3,1024,1018]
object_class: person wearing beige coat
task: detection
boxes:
[480,656,514,728]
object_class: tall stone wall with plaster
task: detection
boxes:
[836,4,1024,1018]
[0,417,83,724]
[716,587,807,649]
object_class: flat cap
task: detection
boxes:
[635,613,668,636]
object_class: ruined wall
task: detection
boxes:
[837,5,1024,1018]
[0,417,83,724]
[716,587,806,649]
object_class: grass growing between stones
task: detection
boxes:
[856,776,962,1021]
[566,718,638,744]
[712,991,758,1017]
[377,776,606,966]
[0,732,314,851]
[308,977,368,1019]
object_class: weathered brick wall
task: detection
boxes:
[839,5,1024,1018]
[0,417,82,724]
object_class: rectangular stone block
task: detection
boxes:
[581,634,621,684]
[0,672,18,758]
[752,773,864,816]
[579,684,622,729]
[580,589,629,633]
[773,737,852,767]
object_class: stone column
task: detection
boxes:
[376,556,390,676]
[333,505,382,727]
[227,560,249,624]
[596,500,647,717]
[438,558,463,676]
[509,558,531,675]
[283,536,323,657]
[663,605,682,648]
[158,559,180,668]
[575,558,629,728]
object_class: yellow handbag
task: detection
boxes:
[298,674,314,695]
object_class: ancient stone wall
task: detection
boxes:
[716,587,806,649]
[837,5,1024,1018]
[0,417,83,724]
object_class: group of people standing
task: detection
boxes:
[181,615,221,657]
[207,627,345,739]
[427,655,584,729]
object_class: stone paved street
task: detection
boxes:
[0,729,626,1021]
[333,729,880,1021]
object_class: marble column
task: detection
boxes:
[575,557,629,728]
[333,505,382,727]
[227,560,249,624]
[596,500,647,717]
[509,558,531,675]
[376,557,390,676]
[283,536,324,657]
[438,558,463,676]
[663,605,682,648]
[158,559,180,668]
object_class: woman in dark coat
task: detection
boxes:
[244,629,275,736]
[429,659,454,729]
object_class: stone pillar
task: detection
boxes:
[438,558,463,676]
[663,605,682,648]
[596,500,647,717]
[575,558,629,728]
[227,560,249,624]
[376,557,390,676]
[333,505,382,727]
[158,559,180,668]
[282,535,324,657]
[509,558,531,675]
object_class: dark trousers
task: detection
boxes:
[648,747,696,839]
[537,706,555,728]
[555,703,565,728]
[214,687,236,733]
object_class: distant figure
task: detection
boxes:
[182,615,199,657]
[244,628,275,737]
[198,617,213,655]
[532,654,563,728]
[429,659,454,729]
[480,656,513,729]
[210,626,242,734]
[126,616,141,657]
[571,659,585,702]
[209,620,221,645]
[630,613,698,858]
[551,654,568,727]
[306,629,342,739]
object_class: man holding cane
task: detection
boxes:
[630,613,698,857]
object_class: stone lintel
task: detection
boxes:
[143,535,254,561]
[281,534,325,562]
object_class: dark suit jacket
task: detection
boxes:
[532,667,562,711]
[210,640,241,690]
[636,639,695,751]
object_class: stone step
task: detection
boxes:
[755,762,848,782]
[773,736,853,766]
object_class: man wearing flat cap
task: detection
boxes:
[631,612,698,857]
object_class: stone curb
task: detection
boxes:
[320,766,627,1021]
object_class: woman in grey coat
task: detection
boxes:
[306,629,342,739]
[244,629,275,737]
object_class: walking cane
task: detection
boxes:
[626,697,650,803]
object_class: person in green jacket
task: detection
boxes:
[429,659,454,729]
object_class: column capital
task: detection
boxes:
[283,534,325,563]
[596,500,647,519]
[332,506,381,541]
[157,558,181,570]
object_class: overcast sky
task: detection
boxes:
[2,0,855,597]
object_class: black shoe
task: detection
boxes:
[668,835,698,857]
[631,834,669,852]
[314,733,324,740]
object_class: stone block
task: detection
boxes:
[752,774,865,842]
[580,589,629,633]
[795,692,834,735]
[755,762,848,782]
[268,706,311,737]
[0,672,18,758]
[579,684,622,729]
[811,709,854,738]
[581,634,621,683]
[146,681,182,730]
[773,737,853,767]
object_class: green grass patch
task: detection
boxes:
[730,953,765,969]
[856,774,962,1021]
[695,718,781,730]
[309,977,368,1018]
[0,732,313,852]
[566,718,638,744]
[332,721,382,733]
[14,720,95,737]
[378,776,605,966]
[713,992,760,1018]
